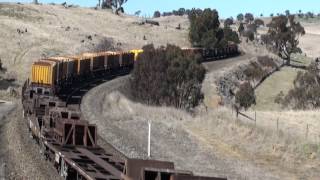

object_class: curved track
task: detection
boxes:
[21,50,241,179]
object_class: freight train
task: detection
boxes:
[21,45,238,180]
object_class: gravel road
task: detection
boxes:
[0,100,15,180]
[0,100,61,180]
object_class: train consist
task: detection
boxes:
[182,44,239,61]
[22,45,238,180]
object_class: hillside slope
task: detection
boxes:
[0,3,189,179]
[300,22,320,58]
[0,3,189,84]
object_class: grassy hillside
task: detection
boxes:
[253,54,312,111]
[0,3,190,83]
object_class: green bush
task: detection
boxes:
[257,56,278,69]
[281,62,320,109]
[223,26,240,44]
[153,11,161,18]
[274,91,284,104]
[244,61,266,81]
[224,17,234,27]
[243,30,255,41]
[235,82,256,110]
[131,44,206,110]
[238,23,245,35]
[188,8,239,48]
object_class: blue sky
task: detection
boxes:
[3,0,320,18]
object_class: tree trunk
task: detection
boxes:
[286,56,291,66]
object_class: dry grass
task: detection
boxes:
[186,108,320,180]
[80,12,319,180]
[0,3,189,84]
[201,38,279,109]
[252,54,312,111]
[295,21,320,58]
[82,75,320,180]
[1,3,320,179]
[253,67,300,111]
[243,110,320,144]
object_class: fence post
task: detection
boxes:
[148,121,151,158]
[276,118,279,133]
[254,111,256,127]
[235,106,239,123]
[306,124,309,139]
[231,106,233,115]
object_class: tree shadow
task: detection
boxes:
[0,79,19,90]
[291,59,303,64]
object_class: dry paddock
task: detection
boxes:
[81,74,320,180]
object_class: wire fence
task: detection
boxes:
[234,109,320,144]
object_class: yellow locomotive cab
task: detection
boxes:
[31,60,56,85]
[129,49,143,61]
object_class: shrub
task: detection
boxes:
[91,38,118,52]
[134,10,141,16]
[101,0,112,9]
[223,26,240,44]
[238,23,245,35]
[247,23,257,33]
[281,62,320,109]
[189,8,239,48]
[131,44,206,110]
[237,13,244,22]
[244,61,266,81]
[188,8,221,48]
[235,82,256,110]
[177,8,186,16]
[153,11,161,18]
[176,24,181,30]
[257,56,277,69]
[244,13,254,23]
[260,34,271,45]
[162,12,173,16]
[163,8,187,16]
[274,91,284,104]
[224,17,234,27]
[243,30,255,41]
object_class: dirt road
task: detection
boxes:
[0,100,15,179]
[0,101,61,179]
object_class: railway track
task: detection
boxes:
[21,47,238,180]
[22,71,228,179]
[58,71,128,105]
[58,70,130,162]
